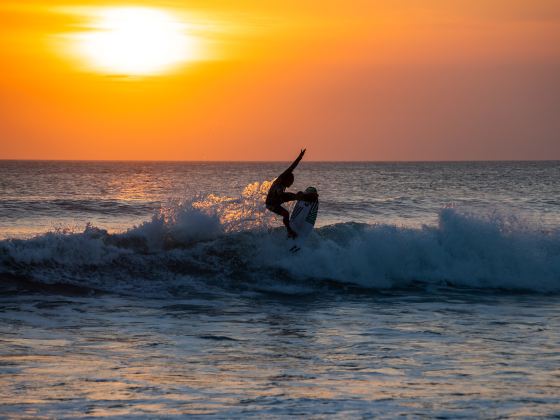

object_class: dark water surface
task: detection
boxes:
[1,160,559,237]
[1,161,559,417]
[1,290,559,418]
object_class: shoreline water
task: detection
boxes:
[1,289,559,418]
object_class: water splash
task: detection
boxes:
[124,181,276,250]
[1,183,559,295]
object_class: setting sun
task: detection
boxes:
[69,7,198,76]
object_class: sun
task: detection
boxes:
[71,7,198,76]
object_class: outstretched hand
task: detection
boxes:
[286,148,307,174]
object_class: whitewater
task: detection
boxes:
[1,161,559,417]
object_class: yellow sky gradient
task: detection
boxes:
[1,0,559,160]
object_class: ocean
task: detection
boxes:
[1,160,559,418]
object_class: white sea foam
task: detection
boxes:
[1,191,559,294]
[272,208,560,292]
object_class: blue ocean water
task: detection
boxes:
[0,161,559,417]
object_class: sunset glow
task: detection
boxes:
[0,1,559,160]
[68,7,198,76]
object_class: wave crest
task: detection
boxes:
[1,194,559,295]
[279,208,560,292]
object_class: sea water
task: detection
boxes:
[0,161,559,417]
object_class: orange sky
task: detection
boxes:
[1,0,559,161]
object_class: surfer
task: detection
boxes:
[265,148,317,238]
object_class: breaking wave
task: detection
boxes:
[1,182,559,295]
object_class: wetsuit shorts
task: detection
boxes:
[266,203,287,215]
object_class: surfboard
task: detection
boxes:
[289,190,319,253]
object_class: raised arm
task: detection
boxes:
[281,149,306,177]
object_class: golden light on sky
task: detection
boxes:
[66,7,199,76]
[0,1,559,161]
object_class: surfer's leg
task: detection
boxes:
[267,204,297,237]
[278,207,298,238]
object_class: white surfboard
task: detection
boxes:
[289,191,319,253]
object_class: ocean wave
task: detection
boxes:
[0,198,157,217]
[0,186,559,295]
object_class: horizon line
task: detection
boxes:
[0,158,559,163]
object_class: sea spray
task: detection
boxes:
[1,196,559,294]
[270,208,560,292]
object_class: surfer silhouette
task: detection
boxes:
[265,148,317,238]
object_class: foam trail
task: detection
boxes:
[272,208,560,292]
[0,188,559,295]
